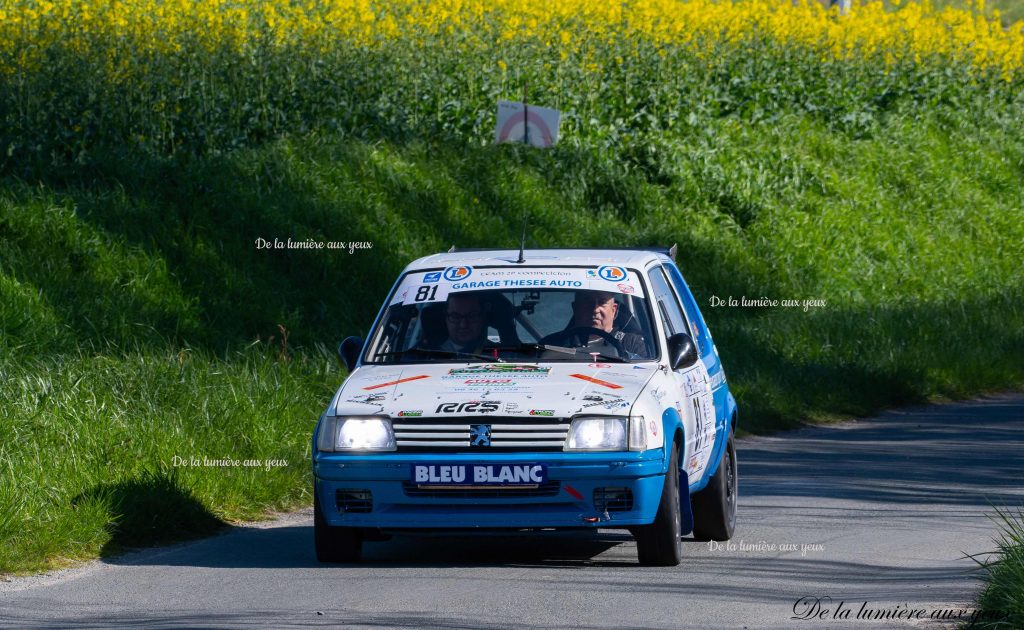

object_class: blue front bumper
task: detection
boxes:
[313,451,667,529]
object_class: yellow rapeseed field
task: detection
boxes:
[1,0,1021,78]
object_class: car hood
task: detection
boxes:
[332,362,660,418]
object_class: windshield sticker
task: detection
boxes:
[443,266,473,281]
[570,373,623,389]
[390,267,646,305]
[595,266,627,281]
[362,374,431,390]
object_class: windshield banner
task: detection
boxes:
[390,266,646,305]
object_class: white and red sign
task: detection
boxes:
[495,100,561,148]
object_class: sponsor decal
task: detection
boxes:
[451,280,503,290]
[587,363,611,369]
[579,394,629,411]
[363,374,431,390]
[709,371,727,389]
[682,369,706,396]
[435,401,501,414]
[346,393,387,404]
[412,464,545,485]
[597,266,627,281]
[649,419,659,436]
[650,387,666,403]
[396,410,423,417]
[689,456,699,470]
[528,409,555,416]
[423,271,442,283]
[570,373,623,389]
[463,378,514,385]
[448,364,550,377]
[617,283,635,294]
[443,266,472,281]
[478,270,572,277]
[358,371,404,382]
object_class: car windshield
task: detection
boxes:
[364,265,659,363]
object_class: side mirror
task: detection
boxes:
[667,333,699,370]
[338,336,363,372]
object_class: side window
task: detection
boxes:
[664,264,712,356]
[647,266,689,339]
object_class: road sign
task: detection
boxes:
[495,100,560,148]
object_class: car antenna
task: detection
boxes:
[516,211,527,264]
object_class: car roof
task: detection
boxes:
[404,248,674,272]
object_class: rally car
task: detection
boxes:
[312,247,738,565]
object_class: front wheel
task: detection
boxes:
[635,444,683,566]
[314,491,363,563]
[692,430,738,541]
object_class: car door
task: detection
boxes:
[646,265,716,485]
[663,263,729,438]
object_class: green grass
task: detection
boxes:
[1,16,1023,575]
[968,509,1024,628]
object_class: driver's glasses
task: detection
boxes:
[446,312,482,325]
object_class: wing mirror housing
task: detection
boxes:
[667,333,699,370]
[338,336,363,372]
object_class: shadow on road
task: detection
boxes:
[100,525,647,570]
[739,394,1024,507]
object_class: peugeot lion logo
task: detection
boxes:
[470,424,492,447]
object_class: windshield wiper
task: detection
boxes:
[492,342,577,357]
[374,347,505,363]
[493,343,631,363]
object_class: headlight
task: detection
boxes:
[564,416,648,452]
[317,417,396,452]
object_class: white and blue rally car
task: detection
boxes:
[312,248,738,565]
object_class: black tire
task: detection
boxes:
[691,430,738,541]
[635,443,683,566]
[314,491,363,563]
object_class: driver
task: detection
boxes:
[547,290,645,357]
[435,293,491,354]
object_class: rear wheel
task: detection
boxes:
[635,444,683,566]
[314,491,363,563]
[692,430,737,541]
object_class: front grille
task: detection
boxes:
[335,489,373,513]
[594,487,633,512]
[393,417,569,452]
[402,481,562,499]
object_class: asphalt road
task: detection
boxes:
[2,393,1022,629]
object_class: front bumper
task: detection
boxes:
[313,451,667,529]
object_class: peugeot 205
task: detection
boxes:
[312,247,738,565]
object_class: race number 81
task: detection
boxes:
[415,285,439,302]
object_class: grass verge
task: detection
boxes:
[967,508,1024,628]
